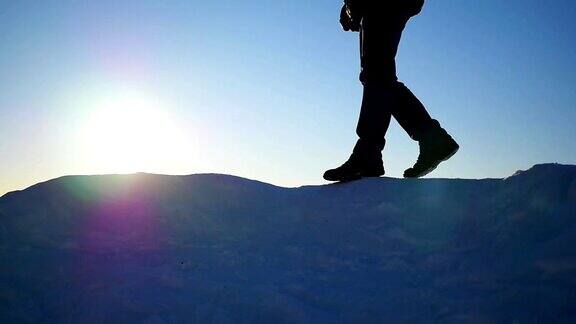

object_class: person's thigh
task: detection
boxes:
[360,11,409,84]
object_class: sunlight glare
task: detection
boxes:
[78,90,190,173]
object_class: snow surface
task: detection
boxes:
[1,163,576,323]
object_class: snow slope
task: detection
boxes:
[1,164,576,323]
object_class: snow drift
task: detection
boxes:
[1,163,576,323]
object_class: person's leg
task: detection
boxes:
[360,8,459,178]
[354,12,405,151]
[323,10,409,181]
[359,10,436,143]
[324,5,458,181]
[390,82,436,141]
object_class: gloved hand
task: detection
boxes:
[340,3,361,32]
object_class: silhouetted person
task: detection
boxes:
[324,1,459,181]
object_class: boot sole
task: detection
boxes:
[404,144,459,179]
[325,171,384,183]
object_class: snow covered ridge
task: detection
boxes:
[1,163,575,323]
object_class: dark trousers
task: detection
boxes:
[355,9,436,155]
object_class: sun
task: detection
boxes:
[77,90,189,173]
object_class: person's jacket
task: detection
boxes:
[340,0,424,32]
[345,0,425,18]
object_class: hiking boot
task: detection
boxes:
[323,157,384,182]
[404,127,459,178]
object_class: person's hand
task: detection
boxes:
[340,4,360,32]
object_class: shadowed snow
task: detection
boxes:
[1,164,575,323]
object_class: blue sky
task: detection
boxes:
[1,0,575,194]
